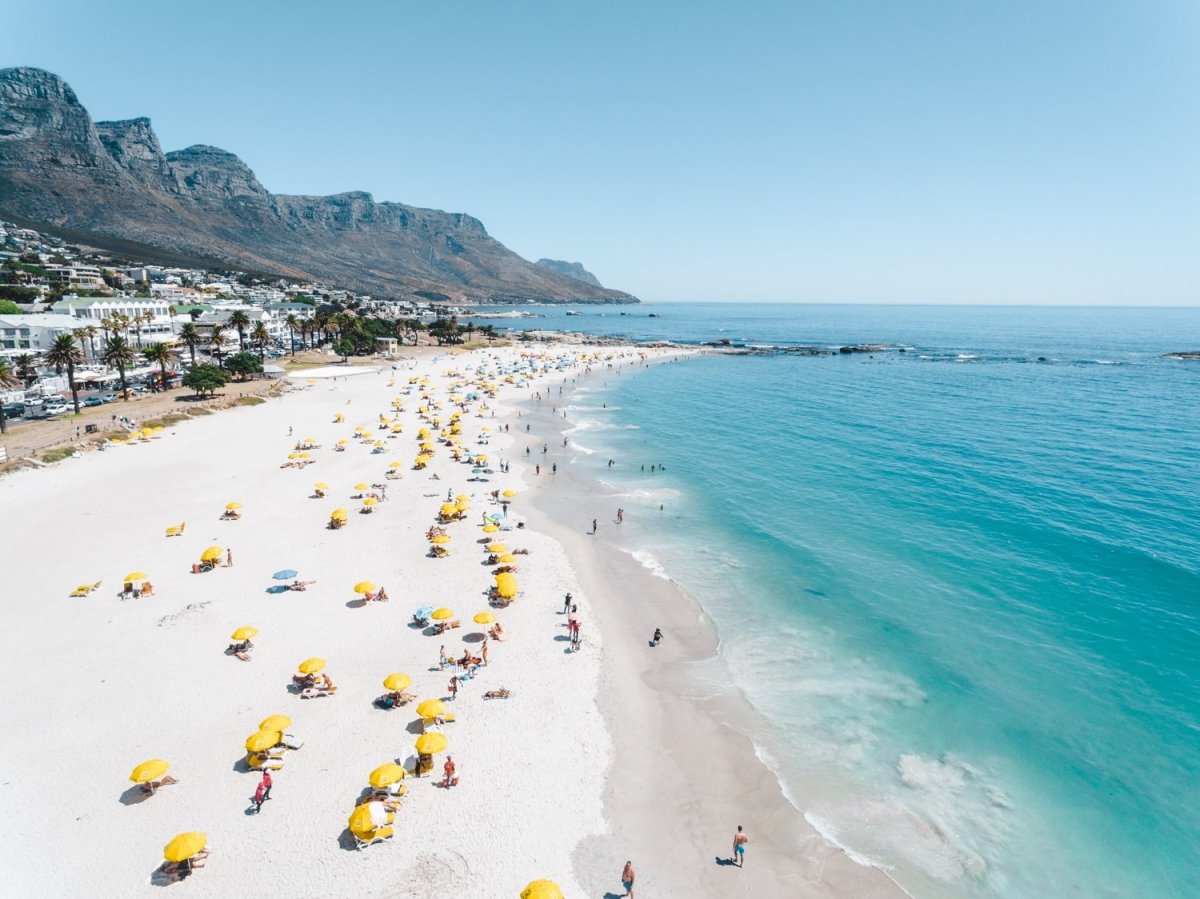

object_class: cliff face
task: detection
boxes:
[536,259,603,288]
[0,68,637,303]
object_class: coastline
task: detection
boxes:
[506,356,906,897]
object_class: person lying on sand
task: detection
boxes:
[488,623,506,641]
[141,775,179,794]
[288,580,315,591]
[160,850,209,881]
[227,639,253,661]
[484,688,511,699]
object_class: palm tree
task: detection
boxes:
[0,358,18,434]
[143,342,175,392]
[178,322,200,365]
[45,332,84,414]
[14,353,38,387]
[228,310,251,351]
[131,310,145,348]
[77,324,98,362]
[285,314,300,356]
[312,311,330,346]
[251,321,270,362]
[102,335,136,401]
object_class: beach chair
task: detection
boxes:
[165,522,186,537]
[248,753,285,771]
[421,714,456,729]
[70,584,93,597]
[352,825,394,850]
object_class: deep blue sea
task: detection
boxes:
[499,304,1200,898]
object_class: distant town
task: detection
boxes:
[0,221,516,430]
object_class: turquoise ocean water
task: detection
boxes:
[497,304,1200,898]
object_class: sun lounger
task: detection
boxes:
[248,754,285,771]
[281,733,304,750]
[165,522,186,537]
[352,825,394,850]
[421,713,456,729]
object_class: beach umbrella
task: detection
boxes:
[485,543,507,553]
[416,698,446,718]
[298,452,311,459]
[314,482,329,491]
[431,534,451,545]
[298,657,325,675]
[354,482,369,491]
[363,497,378,507]
[124,571,148,582]
[130,759,169,784]
[200,546,223,562]
[230,626,258,641]
[163,832,207,863]
[389,461,403,469]
[439,503,457,518]
[348,803,382,834]
[415,732,448,755]
[473,612,496,625]
[455,494,470,502]
[482,524,499,534]
[495,573,518,599]
[431,608,454,620]
[354,581,377,595]
[331,508,349,520]
[245,730,281,753]
[413,605,435,619]
[369,763,407,788]
[502,490,517,498]
[496,553,516,563]
[337,439,348,445]
[520,881,563,899]
[304,437,316,443]
[225,502,243,510]
[382,672,411,692]
[259,715,291,733]
[272,570,298,580]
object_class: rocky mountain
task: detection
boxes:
[535,259,603,288]
[0,67,637,304]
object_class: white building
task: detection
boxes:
[0,313,90,358]
[50,296,175,343]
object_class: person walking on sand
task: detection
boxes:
[439,645,448,668]
[622,860,636,897]
[443,755,458,788]
[591,518,598,534]
[226,548,233,567]
[481,639,489,666]
[563,592,573,615]
[448,675,458,700]
[253,771,272,813]
[617,507,624,523]
[732,825,749,866]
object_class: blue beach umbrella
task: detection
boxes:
[413,605,435,619]
[273,569,299,580]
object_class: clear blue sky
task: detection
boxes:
[8,0,1200,304]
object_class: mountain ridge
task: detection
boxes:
[0,67,636,303]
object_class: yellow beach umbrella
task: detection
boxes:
[431,608,454,620]
[314,482,329,490]
[415,732,448,755]
[497,553,516,563]
[389,461,403,469]
[382,672,411,692]
[130,759,169,784]
[520,881,564,899]
[225,502,243,510]
[303,437,316,443]
[298,452,311,459]
[431,534,451,545]
[163,832,207,863]
[259,714,291,733]
[230,626,258,641]
[482,524,499,534]
[353,482,369,491]
[245,730,281,752]
[363,497,379,507]
[439,503,457,518]
[502,490,517,498]
[455,494,470,502]
[416,698,446,718]
[298,657,325,675]
[200,546,223,563]
[353,581,376,595]
[337,438,348,445]
[373,441,385,448]
[369,763,407,788]
[124,571,148,582]
[486,543,507,553]
[495,572,518,599]
[347,804,378,834]
[473,612,497,625]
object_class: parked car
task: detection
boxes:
[1,402,24,417]
[82,396,105,408]
[44,401,71,416]
[99,393,118,403]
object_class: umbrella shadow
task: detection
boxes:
[462,632,484,644]
[336,829,360,852]
[404,719,424,735]
[265,585,289,595]
[346,599,368,609]
[231,757,253,773]
[119,784,154,806]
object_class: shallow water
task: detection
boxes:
[551,305,1200,899]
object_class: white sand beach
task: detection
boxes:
[0,343,901,898]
